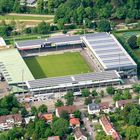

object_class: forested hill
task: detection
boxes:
[0,0,140,25]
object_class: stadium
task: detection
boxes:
[0,32,137,97]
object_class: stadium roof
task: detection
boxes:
[0,49,34,84]
[26,70,120,89]
[82,32,137,70]
[15,39,47,50]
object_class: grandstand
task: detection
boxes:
[15,32,137,77]
[0,49,34,85]
[0,32,137,95]
[26,70,122,94]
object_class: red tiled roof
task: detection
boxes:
[57,105,77,116]
[117,100,132,107]
[112,131,121,140]
[43,113,53,121]
[74,127,86,139]
[99,102,110,109]
[48,136,60,140]
[0,114,22,124]
[70,118,80,125]
[100,116,121,140]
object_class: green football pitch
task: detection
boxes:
[24,52,92,79]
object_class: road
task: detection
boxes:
[81,113,94,140]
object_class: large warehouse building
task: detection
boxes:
[15,32,137,77]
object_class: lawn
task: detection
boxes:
[24,52,92,79]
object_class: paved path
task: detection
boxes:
[8,13,54,18]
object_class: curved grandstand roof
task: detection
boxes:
[0,49,34,84]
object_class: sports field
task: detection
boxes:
[24,52,92,79]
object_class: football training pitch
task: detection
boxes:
[24,52,92,79]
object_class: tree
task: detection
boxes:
[55,99,64,107]
[106,86,115,95]
[122,89,132,100]
[82,89,90,97]
[97,19,111,32]
[31,106,38,115]
[127,35,138,49]
[37,21,50,34]
[67,135,75,140]
[94,98,101,104]
[113,92,122,101]
[133,83,140,93]
[74,110,81,118]
[21,107,28,117]
[38,104,48,113]
[92,90,98,97]
[137,36,140,47]
[65,91,74,105]
[36,0,44,14]
[60,110,69,120]
[84,97,92,105]
[125,126,140,140]
[45,128,53,138]
[52,118,69,136]
[13,1,20,13]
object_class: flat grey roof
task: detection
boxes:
[15,39,47,48]
[82,33,137,69]
[0,49,34,84]
[88,103,100,110]
[27,70,120,89]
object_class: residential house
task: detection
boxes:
[116,99,132,109]
[99,102,113,113]
[56,105,77,118]
[42,113,53,123]
[48,136,60,140]
[88,103,100,114]
[24,116,35,124]
[74,127,87,140]
[70,118,80,127]
[99,116,121,140]
[0,114,22,131]
[20,0,37,7]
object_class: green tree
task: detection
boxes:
[67,135,75,140]
[122,89,132,100]
[94,98,101,104]
[13,1,20,13]
[45,128,53,138]
[21,107,28,117]
[36,0,44,14]
[38,104,48,113]
[106,86,115,95]
[74,110,81,118]
[37,21,50,34]
[65,91,74,105]
[60,110,69,120]
[92,90,98,97]
[133,83,140,93]
[82,89,90,97]
[52,118,69,136]
[84,97,92,105]
[31,106,38,115]
[55,99,64,107]
[127,35,138,49]
[97,19,111,32]
[125,126,140,140]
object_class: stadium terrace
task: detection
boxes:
[0,32,137,95]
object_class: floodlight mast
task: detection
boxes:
[119,53,120,73]
[22,69,24,94]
